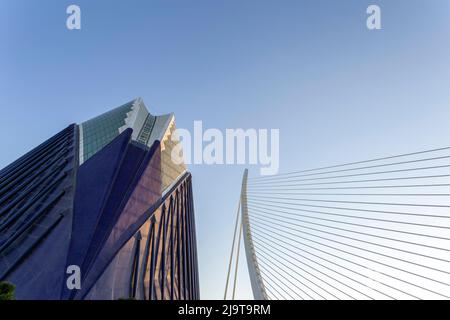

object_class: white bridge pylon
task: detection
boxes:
[224,169,267,300]
[225,146,450,300]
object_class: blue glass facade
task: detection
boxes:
[80,101,133,162]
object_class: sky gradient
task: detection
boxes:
[1,0,450,299]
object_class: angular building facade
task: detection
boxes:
[0,98,199,300]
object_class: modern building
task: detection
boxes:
[0,98,199,300]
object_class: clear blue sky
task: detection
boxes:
[1,0,450,299]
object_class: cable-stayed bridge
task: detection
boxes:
[224,147,450,300]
